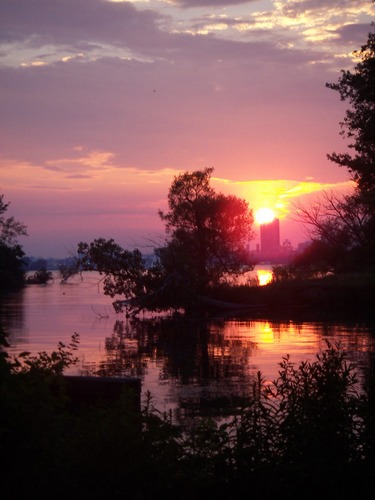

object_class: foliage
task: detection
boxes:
[0,194,28,247]
[59,260,81,283]
[1,334,374,498]
[326,27,375,198]
[0,194,28,292]
[263,343,364,466]
[26,267,53,284]
[295,190,371,250]
[158,167,254,294]
[0,242,26,291]
[74,169,255,315]
[76,238,146,298]
[291,28,375,275]
[9,332,80,376]
[75,238,171,313]
[293,187,375,272]
[229,342,370,497]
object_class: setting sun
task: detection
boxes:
[255,207,276,225]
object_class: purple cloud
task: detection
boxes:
[333,22,375,46]
[176,0,257,7]
[0,0,166,50]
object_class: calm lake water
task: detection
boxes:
[1,269,375,419]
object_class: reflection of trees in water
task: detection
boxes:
[175,320,258,418]
[0,289,25,343]
[156,318,257,386]
[96,319,159,377]
[97,316,259,417]
[80,315,375,418]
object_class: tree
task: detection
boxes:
[76,238,149,298]
[0,194,28,291]
[158,167,255,294]
[293,189,375,270]
[0,194,27,247]
[292,27,375,274]
[326,26,375,200]
[26,267,53,285]
[75,168,255,314]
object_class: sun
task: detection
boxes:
[255,207,276,225]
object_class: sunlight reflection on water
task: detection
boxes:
[1,270,374,418]
[257,268,273,286]
[233,264,274,286]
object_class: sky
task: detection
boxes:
[1,0,374,258]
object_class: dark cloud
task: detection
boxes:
[0,0,166,51]
[1,0,366,68]
[176,0,257,7]
[333,22,375,47]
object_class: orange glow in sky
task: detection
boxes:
[0,0,373,257]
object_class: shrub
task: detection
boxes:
[1,331,374,499]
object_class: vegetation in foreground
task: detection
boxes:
[1,329,375,499]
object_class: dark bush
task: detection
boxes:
[1,332,374,499]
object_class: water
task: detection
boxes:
[1,270,374,419]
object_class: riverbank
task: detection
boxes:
[207,272,375,321]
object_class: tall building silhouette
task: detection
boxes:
[260,218,280,254]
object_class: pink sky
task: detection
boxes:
[1,0,374,258]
